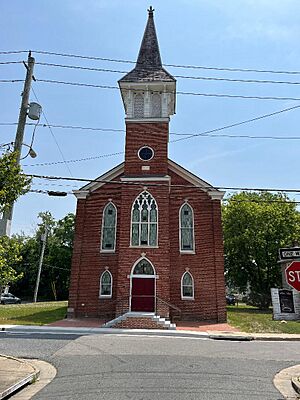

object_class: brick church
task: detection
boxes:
[68,7,226,328]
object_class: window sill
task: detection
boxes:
[181,297,194,301]
[99,295,112,299]
[180,250,196,255]
[100,250,116,254]
[129,246,159,249]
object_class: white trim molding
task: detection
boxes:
[73,190,89,199]
[100,201,117,253]
[99,270,113,298]
[181,271,194,300]
[179,202,195,253]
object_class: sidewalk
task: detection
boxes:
[0,355,39,399]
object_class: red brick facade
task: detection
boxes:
[68,120,226,323]
[68,9,226,325]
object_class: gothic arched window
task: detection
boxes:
[132,258,155,275]
[134,93,144,118]
[131,191,158,247]
[179,203,194,252]
[101,202,117,252]
[181,271,194,299]
[99,270,112,298]
[151,93,161,117]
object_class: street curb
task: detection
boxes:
[1,324,300,341]
[208,334,254,341]
[0,355,40,400]
[291,376,300,396]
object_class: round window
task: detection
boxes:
[138,146,154,161]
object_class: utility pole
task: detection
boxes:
[33,228,47,303]
[0,52,35,237]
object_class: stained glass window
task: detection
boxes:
[133,259,154,275]
[131,191,158,246]
[180,203,194,251]
[101,203,117,251]
[181,271,194,299]
[99,270,112,297]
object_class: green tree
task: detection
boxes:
[0,151,31,213]
[223,191,300,309]
[0,236,23,295]
[11,212,75,301]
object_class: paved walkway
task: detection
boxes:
[0,355,39,399]
[48,318,239,332]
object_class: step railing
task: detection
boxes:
[98,295,181,323]
[156,296,181,322]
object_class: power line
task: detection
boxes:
[28,188,300,204]
[32,78,300,101]
[170,104,300,143]
[0,79,23,83]
[31,87,73,176]
[28,50,300,76]
[0,61,22,65]
[2,77,300,101]
[2,50,300,76]
[0,51,27,55]
[35,61,300,86]
[23,151,124,167]
[4,122,300,141]
[26,173,300,193]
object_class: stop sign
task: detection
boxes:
[285,261,300,291]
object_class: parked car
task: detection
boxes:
[226,294,236,306]
[0,293,21,305]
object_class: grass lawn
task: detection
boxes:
[0,301,68,325]
[227,304,300,334]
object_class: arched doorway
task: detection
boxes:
[130,258,156,312]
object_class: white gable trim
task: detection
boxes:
[74,162,124,196]
[168,159,225,200]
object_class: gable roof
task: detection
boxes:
[73,160,225,200]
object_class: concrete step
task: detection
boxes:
[103,312,176,330]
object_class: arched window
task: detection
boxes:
[99,270,112,298]
[151,93,161,117]
[131,191,158,247]
[179,203,194,252]
[134,93,144,118]
[181,271,194,299]
[101,202,117,252]
[132,258,155,275]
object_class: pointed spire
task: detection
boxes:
[119,8,175,83]
[135,6,162,70]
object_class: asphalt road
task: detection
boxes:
[0,332,299,400]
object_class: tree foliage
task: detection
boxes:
[0,236,23,294]
[223,191,300,309]
[11,212,75,301]
[0,151,31,213]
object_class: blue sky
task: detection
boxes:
[1,0,300,234]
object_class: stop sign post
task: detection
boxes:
[285,261,300,292]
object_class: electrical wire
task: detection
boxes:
[34,61,300,86]
[31,87,73,176]
[23,151,124,167]
[27,50,300,75]
[32,78,300,101]
[26,173,300,193]
[2,77,300,101]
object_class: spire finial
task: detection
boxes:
[147,6,154,16]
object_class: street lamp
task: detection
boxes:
[20,143,37,160]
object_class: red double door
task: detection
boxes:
[131,278,155,312]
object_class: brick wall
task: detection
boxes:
[124,122,169,176]
[114,317,169,329]
[68,123,226,323]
